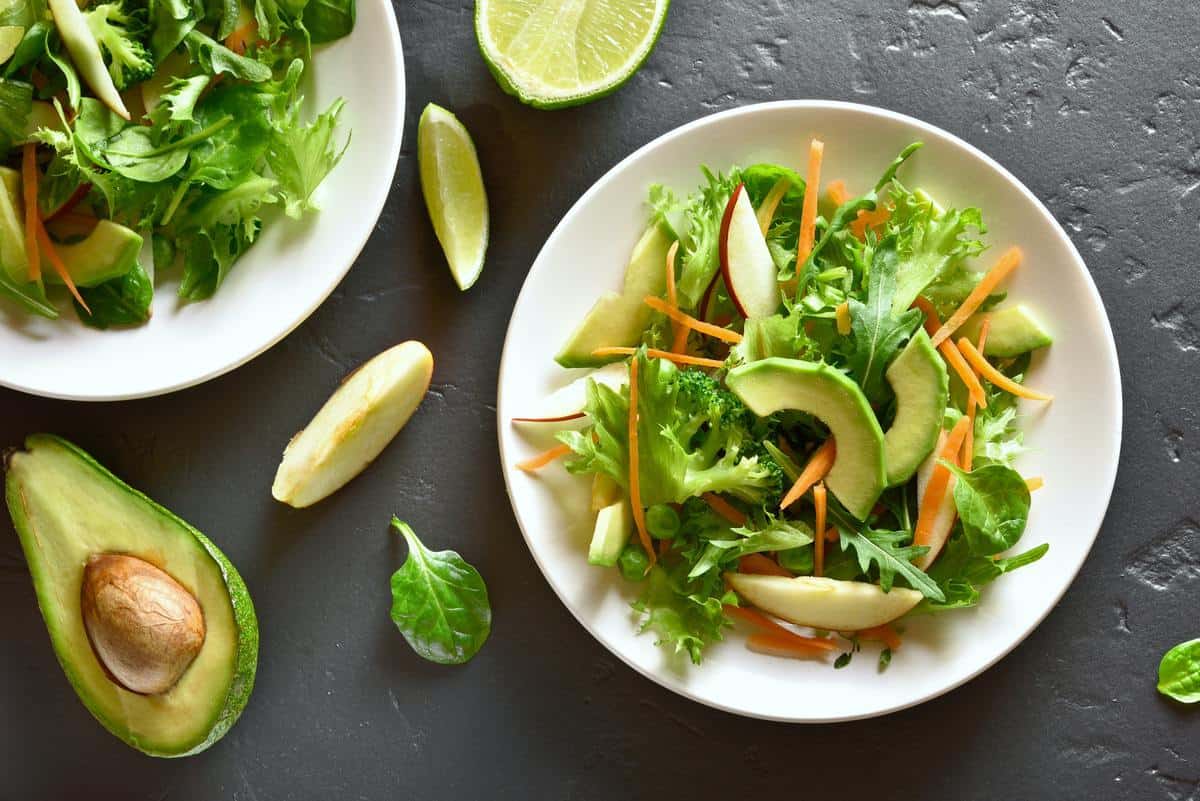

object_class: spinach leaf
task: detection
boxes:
[75,263,152,328]
[266,96,347,218]
[102,126,191,181]
[845,234,923,403]
[1158,639,1200,703]
[389,518,491,665]
[176,174,277,299]
[913,534,1047,614]
[303,0,354,43]
[150,0,200,62]
[0,77,30,151]
[945,462,1030,556]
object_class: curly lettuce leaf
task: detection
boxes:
[889,181,987,315]
[266,96,348,218]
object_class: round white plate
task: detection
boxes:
[0,0,405,400]
[497,101,1122,722]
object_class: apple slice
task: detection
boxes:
[272,341,434,508]
[726,573,923,630]
[914,428,957,569]
[720,182,780,320]
[510,362,627,429]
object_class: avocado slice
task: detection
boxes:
[44,220,142,288]
[4,435,257,757]
[726,358,886,520]
[957,304,1052,358]
[883,330,949,486]
[588,499,632,567]
[555,220,674,368]
[0,166,29,284]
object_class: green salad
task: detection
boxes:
[0,0,353,328]
[516,140,1055,667]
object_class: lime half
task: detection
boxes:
[475,0,670,109]
[418,103,489,291]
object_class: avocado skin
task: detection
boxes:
[4,434,258,758]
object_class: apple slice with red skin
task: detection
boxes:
[511,362,627,427]
[719,182,780,320]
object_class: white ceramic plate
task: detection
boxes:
[0,0,405,400]
[497,101,1122,722]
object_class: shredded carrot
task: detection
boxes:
[723,605,839,651]
[796,138,825,267]
[813,482,827,577]
[823,525,839,543]
[850,205,891,240]
[703,492,746,526]
[35,221,88,312]
[1025,476,1044,492]
[856,624,902,651]
[224,20,258,54]
[780,438,836,510]
[913,416,971,551]
[745,632,833,659]
[961,315,992,469]
[627,358,656,568]
[515,443,571,472]
[643,296,743,344]
[930,248,1022,347]
[756,177,791,236]
[664,241,689,354]
[21,143,40,282]
[591,347,725,369]
[825,179,848,207]
[958,339,1054,401]
[835,301,851,335]
[912,297,987,408]
[911,296,941,337]
[738,553,793,577]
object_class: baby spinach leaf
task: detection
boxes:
[75,263,152,328]
[944,462,1030,556]
[303,0,354,43]
[102,126,191,181]
[389,518,491,665]
[150,0,200,62]
[266,96,347,218]
[845,235,923,403]
[1158,639,1200,703]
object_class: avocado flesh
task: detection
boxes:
[4,435,257,757]
[44,220,142,288]
[0,166,29,284]
[957,304,1052,358]
[555,220,674,368]
[726,358,886,520]
[883,330,949,486]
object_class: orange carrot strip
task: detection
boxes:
[813,482,827,577]
[738,553,793,577]
[780,438,836,510]
[961,315,992,469]
[723,605,839,651]
[929,248,1022,347]
[515,443,571,472]
[825,179,848,207]
[224,20,258,54]
[850,205,891,240]
[664,241,690,354]
[627,358,656,568]
[644,295,743,344]
[823,525,839,543]
[796,138,825,266]
[755,176,791,236]
[1025,476,1044,492]
[958,339,1054,401]
[703,492,747,526]
[21,143,40,282]
[911,296,941,337]
[745,632,833,659]
[856,624,902,650]
[835,301,851,335]
[35,221,88,312]
[913,416,971,551]
[591,347,725,370]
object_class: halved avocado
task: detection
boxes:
[45,220,142,288]
[726,358,886,520]
[4,435,257,757]
[957,304,1052,358]
[883,330,949,486]
[555,220,674,368]
[0,166,29,283]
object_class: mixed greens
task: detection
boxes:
[0,0,353,328]
[517,140,1055,667]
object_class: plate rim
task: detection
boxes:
[0,2,406,402]
[496,99,1123,723]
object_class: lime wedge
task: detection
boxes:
[0,25,24,65]
[418,103,489,291]
[475,0,670,109]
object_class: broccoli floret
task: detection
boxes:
[83,2,154,90]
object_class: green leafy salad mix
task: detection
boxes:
[0,0,353,328]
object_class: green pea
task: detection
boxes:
[645,504,680,540]
[617,543,651,582]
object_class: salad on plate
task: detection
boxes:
[513,139,1055,667]
[0,0,353,328]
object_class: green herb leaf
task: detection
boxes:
[43,31,80,110]
[266,96,348,218]
[888,181,987,315]
[633,564,731,665]
[0,76,30,151]
[0,267,57,318]
[302,0,354,43]
[148,74,210,127]
[75,262,152,328]
[183,30,272,82]
[388,518,491,665]
[845,234,923,403]
[944,462,1030,556]
[837,528,943,601]
[1158,639,1200,703]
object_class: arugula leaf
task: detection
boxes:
[303,0,354,43]
[266,96,347,218]
[845,234,923,403]
[0,77,30,151]
[1158,639,1200,703]
[389,518,491,665]
[0,268,57,318]
[888,181,987,315]
[183,30,272,82]
[837,528,943,601]
[944,462,1030,556]
[148,74,210,127]
[75,262,152,328]
[688,517,812,580]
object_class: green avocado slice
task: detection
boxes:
[0,166,29,284]
[957,304,1052,358]
[883,330,949,486]
[44,220,143,288]
[4,435,257,758]
[726,358,886,520]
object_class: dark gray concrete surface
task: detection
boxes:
[2,1,1197,798]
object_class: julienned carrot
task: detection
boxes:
[21,143,39,281]
[856,624,902,651]
[643,295,743,344]
[703,492,746,526]
[930,247,1022,347]
[515,443,571,472]
[813,482,827,578]
[35,221,88,312]
[1025,476,1044,491]
[723,605,839,651]
[224,20,258,54]
[664,241,689,354]
[825,179,848,207]
[796,138,825,266]
[958,339,1054,401]
[961,315,992,469]
[850,205,890,240]
[911,296,940,337]
[823,525,839,543]
[913,416,971,551]
[755,176,791,236]
[911,297,987,408]
[780,438,836,509]
[591,347,725,369]
[627,358,656,568]
[745,632,833,659]
[737,553,793,578]
[835,301,851,335]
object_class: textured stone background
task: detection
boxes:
[1,1,1197,798]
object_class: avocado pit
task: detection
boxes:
[80,553,206,695]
